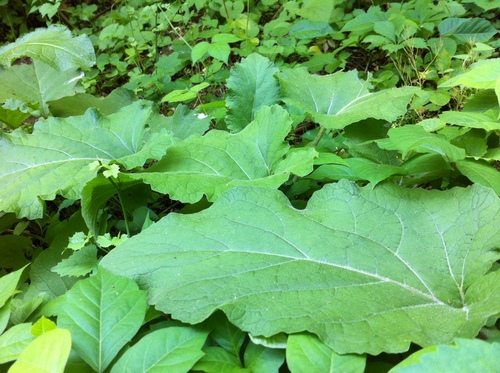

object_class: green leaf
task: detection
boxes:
[0,266,26,308]
[308,158,404,186]
[226,53,280,132]
[438,18,497,43]
[24,247,81,307]
[48,88,137,117]
[31,316,56,337]
[0,101,171,219]
[191,42,210,64]
[439,111,500,131]
[8,328,71,373]
[286,333,365,373]
[289,20,334,39]
[101,181,500,354]
[110,326,209,373]
[0,323,34,364]
[461,0,500,11]
[207,42,231,65]
[148,104,211,140]
[128,105,317,203]
[439,58,500,90]
[455,159,500,194]
[376,125,466,162]
[0,60,82,116]
[51,244,98,277]
[192,347,250,373]
[390,338,500,372]
[0,25,95,71]
[57,268,148,372]
[209,313,246,357]
[278,69,418,129]
[294,0,335,23]
[244,341,285,373]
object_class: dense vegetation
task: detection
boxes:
[0,0,499,371]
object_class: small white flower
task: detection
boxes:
[197,113,208,119]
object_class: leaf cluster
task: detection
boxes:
[0,0,500,372]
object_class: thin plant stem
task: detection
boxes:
[311,126,328,147]
[107,177,131,237]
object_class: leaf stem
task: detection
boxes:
[108,177,131,237]
[311,126,327,147]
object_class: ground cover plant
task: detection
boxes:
[0,0,499,371]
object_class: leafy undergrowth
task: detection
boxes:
[0,0,499,372]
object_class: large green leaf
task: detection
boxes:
[0,25,95,71]
[101,181,500,354]
[225,53,280,132]
[0,101,172,219]
[0,60,82,116]
[390,338,500,372]
[278,69,418,129]
[128,105,317,203]
[57,268,148,372]
[110,326,209,373]
[9,328,71,373]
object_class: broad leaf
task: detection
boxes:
[51,244,98,277]
[308,157,404,186]
[439,111,500,131]
[148,104,211,140]
[101,181,500,354]
[438,18,498,43]
[0,60,82,116]
[376,125,466,162]
[48,88,137,117]
[286,333,365,373]
[128,105,317,203]
[0,101,172,219]
[110,326,209,373]
[57,268,148,372]
[456,159,500,195]
[390,338,500,372]
[0,323,34,364]
[0,25,95,71]
[279,68,418,129]
[0,266,26,308]
[439,59,500,90]
[244,341,285,373]
[9,328,71,373]
[226,53,280,132]
[192,347,250,373]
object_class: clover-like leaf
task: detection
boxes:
[101,180,500,354]
[0,101,172,219]
[128,105,317,203]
